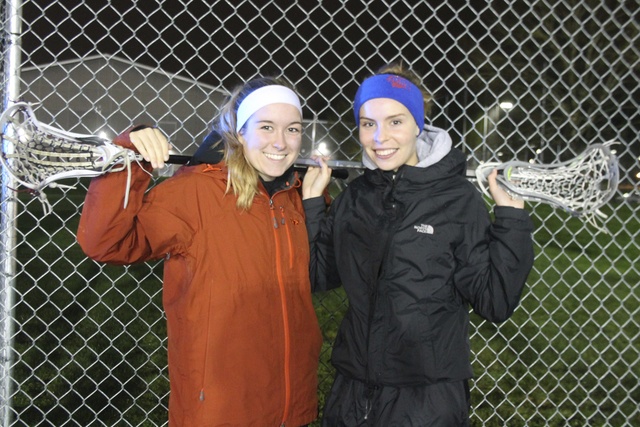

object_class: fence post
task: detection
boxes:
[1,0,23,425]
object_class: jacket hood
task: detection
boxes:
[362,125,452,170]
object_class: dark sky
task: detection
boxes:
[16,0,638,172]
[20,0,512,119]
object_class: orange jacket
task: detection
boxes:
[77,136,322,426]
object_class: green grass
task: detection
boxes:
[6,185,639,426]
[466,202,640,427]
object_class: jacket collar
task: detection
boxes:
[260,166,298,196]
[193,161,299,195]
[365,147,467,189]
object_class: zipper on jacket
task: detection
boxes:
[363,284,378,421]
[270,197,292,425]
[363,173,402,421]
[279,206,294,269]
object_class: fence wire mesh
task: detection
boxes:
[1,0,638,426]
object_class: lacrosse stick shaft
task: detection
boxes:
[166,154,351,180]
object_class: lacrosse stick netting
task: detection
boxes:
[0,102,144,213]
[474,142,619,223]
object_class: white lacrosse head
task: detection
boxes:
[474,142,619,217]
[1,101,142,212]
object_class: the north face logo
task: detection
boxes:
[414,224,434,234]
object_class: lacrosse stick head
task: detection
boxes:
[1,102,139,211]
[474,142,619,217]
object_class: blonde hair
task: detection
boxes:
[215,77,299,210]
[374,62,433,116]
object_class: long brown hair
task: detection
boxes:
[214,77,299,210]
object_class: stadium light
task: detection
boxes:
[499,101,514,111]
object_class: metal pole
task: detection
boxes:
[482,110,488,161]
[311,114,317,151]
[1,0,23,425]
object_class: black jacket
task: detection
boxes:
[304,147,535,387]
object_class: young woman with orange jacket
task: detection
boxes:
[77,77,322,426]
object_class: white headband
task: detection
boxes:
[235,85,303,132]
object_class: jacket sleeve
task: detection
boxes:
[304,196,342,292]
[77,129,195,265]
[453,200,535,323]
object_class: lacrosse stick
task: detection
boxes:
[0,101,350,214]
[0,101,162,214]
[473,142,619,229]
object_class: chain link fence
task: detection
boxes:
[1,0,638,425]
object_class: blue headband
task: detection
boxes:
[353,74,425,131]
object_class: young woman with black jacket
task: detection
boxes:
[302,63,535,426]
